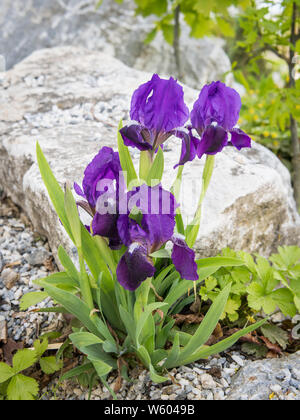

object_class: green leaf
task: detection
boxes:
[139,150,153,180]
[144,27,158,44]
[64,188,82,247]
[260,324,289,350]
[36,142,73,241]
[40,357,63,375]
[136,302,168,344]
[119,305,136,344]
[241,342,268,358]
[147,146,164,186]
[35,271,78,291]
[272,288,297,317]
[58,245,80,285]
[117,120,138,188]
[70,332,103,349]
[12,349,37,375]
[90,360,112,378]
[181,319,267,364]
[163,333,180,369]
[216,17,235,37]
[19,291,49,311]
[0,363,15,383]
[7,374,39,401]
[33,338,48,359]
[150,249,171,259]
[59,362,94,382]
[42,284,102,339]
[197,256,244,269]
[178,284,231,361]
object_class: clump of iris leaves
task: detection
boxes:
[1,75,299,400]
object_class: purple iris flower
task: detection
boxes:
[74,146,123,249]
[120,74,190,156]
[116,184,198,291]
[190,81,251,159]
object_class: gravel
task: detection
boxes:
[0,198,60,346]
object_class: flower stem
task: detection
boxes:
[185,155,215,248]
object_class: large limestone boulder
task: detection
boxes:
[0,0,231,89]
[0,46,299,265]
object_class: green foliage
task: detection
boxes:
[199,246,300,323]
[231,0,300,173]
[234,73,300,170]
[0,337,62,400]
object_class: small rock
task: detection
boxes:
[25,248,50,266]
[1,268,19,289]
[270,384,282,394]
[231,355,245,367]
[0,317,7,342]
[200,374,216,390]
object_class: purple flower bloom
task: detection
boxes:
[190,81,251,159]
[115,184,198,291]
[191,81,241,133]
[74,146,123,248]
[120,74,189,151]
[74,146,122,209]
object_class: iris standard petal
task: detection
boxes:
[117,214,148,247]
[120,124,153,151]
[92,212,120,240]
[171,235,198,281]
[230,128,252,150]
[197,125,228,159]
[191,81,241,133]
[82,147,121,208]
[116,243,156,291]
[130,74,189,134]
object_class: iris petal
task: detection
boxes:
[120,124,153,151]
[174,129,200,168]
[116,243,156,291]
[197,125,228,159]
[230,128,252,150]
[191,81,241,133]
[82,147,121,208]
[171,235,198,281]
[130,74,189,134]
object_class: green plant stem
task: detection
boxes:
[186,155,215,247]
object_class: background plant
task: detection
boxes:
[0,334,63,400]
[97,0,251,79]
[230,0,300,209]
[199,246,300,325]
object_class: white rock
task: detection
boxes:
[200,374,216,390]
[0,46,299,270]
[231,355,245,367]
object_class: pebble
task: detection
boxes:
[200,374,216,390]
[1,268,19,289]
[231,355,245,367]
[0,201,57,345]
